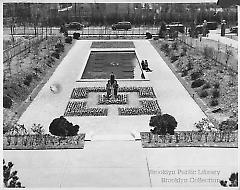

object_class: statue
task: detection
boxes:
[106,73,118,99]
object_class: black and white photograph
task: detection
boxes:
[2,0,239,188]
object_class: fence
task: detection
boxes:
[3,34,47,64]
[178,34,238,72]
[4,26,160,36]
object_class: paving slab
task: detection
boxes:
[144,147,238,187]
[4,141,150,187]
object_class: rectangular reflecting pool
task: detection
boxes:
[81,51,142,79]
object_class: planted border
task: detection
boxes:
[118,100,160,115]
[140,132,238,148]
[98,94,128,105]
[3,134,85,150]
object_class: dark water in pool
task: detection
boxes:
[81,51,142,79]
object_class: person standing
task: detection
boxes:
[221,20,226,37]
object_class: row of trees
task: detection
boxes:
[4,3,237,27]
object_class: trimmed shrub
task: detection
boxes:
[55,43,64,52]
[49,116,79,137]
[3,96,12,109]
[146,32,152,39]
[199,90,208,98]
[51,52,60,59]
[23,75,33,86]
[190,71,202,80]
[73,32,80,40]
[181,70,188,77]
[210,99,219,106]
[170,54,179,63]
[202,83,211,90]
[212,89,220,98]
[191,79,205,88]
[150,113,177,135]
[65,36,72,44]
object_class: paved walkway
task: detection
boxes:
[4,40,238,188]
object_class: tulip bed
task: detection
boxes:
[118,100,161,115]
[64,101,108,116]
[70,87,106,99]
[3,134,86,150]
[70,86,156,99]
[98,94,128,105]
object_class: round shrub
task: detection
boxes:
[73,32,80,40]
[210,99,219,106]
[65,36,72,44]
[150,113,177,135]
[190,71,202,80]
[181,70,188,77]
[191,79,205,88]
[199,90,208,98]
[212,89,220,98]
[202,83,211,90]
[3,96,12,109]
[23,75,33,86]
[49,116,79,137]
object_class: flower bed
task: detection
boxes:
[64,101,87,115]
[98,94,128,105]
[118,86,156,98]
[140,131,238,148]
[71,88,88,99]
[3,134,85,150]
[118,100,160,115]
[71,86,156,99]
[64,101,108,116]
[91,41,135,49]
[70,87,106,99]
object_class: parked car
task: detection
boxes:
[112,21,131,31]
[166,22,185,33]
[230,26,238,34]
[65,22,84,30]
[206,22,218,30]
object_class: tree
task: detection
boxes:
[149,113,177,135]
[3,159,24,188]
[220,172,238,187]
[49,116,79,137]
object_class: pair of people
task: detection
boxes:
[141,60,152,72]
